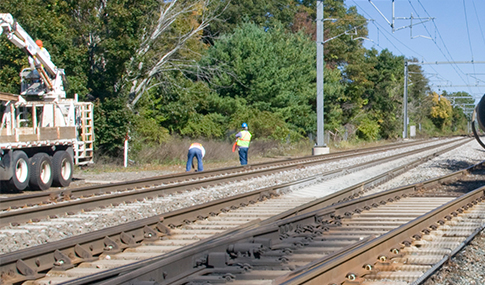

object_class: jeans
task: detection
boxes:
[186,148,203,171]
[238,147,248,165]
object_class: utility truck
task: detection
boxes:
[0,13,94,191]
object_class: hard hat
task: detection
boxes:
[242,122,248,128]
[35,40,43,47]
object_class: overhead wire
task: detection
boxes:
[472,0,485,46]
[471,0,485,96]
[462,0,475,62]
[416,0,477,95]
[404,0,452,89]
[350,0,407,56]
[350,0,483,97]
[350,0,448,89]
[462,0,478,94]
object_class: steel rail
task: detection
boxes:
[0,139,467,228]
[15,139,467,284]
[277,188,485,284]
[410,223,485,285]
[91,160,485,285]
[0,138,442,211]
[0,138,470,284]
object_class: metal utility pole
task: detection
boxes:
[313,0,329,155]
[316,0,325,147]
[403,61,408,139]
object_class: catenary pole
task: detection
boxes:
[316,0,325,147]
[403,61,408,139]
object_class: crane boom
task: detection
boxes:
[1,13,94,191]
[0,13,66,100]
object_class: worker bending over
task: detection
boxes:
[186,142,205,172]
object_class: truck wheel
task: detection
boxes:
[9,151,30,191]
[29,153,53,190]
[52,151,73,187]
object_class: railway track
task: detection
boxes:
[86,160,485,285]
[0,138,472,284]
[0,138,467,228]
[0,138,455,210]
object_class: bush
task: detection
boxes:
[93,98,133,156]
[356,116,380,141]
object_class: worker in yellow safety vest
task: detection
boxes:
[235,123,252,165]
[186,142,205,172]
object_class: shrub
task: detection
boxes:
[356,116,380,141]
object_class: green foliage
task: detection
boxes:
[451,106,468,133]
[180,113,227,139]
[139,74,230,139]
[131,113,170,146]
[359,49,404,139]
[407,60,431,134]
[202,22,317,136]
[321,66,346,132]
[233,110,293,142]
[429,92,453,130]
[1,0,471,161]
[207,0,297,36]
[93,97,133,155]
[356,114,380,141]
[443,91,475,120]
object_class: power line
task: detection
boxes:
[462,0,478,95]
[349,0,484,96]
[350,0,413,56]
[462,0,475,62]
[416,0,473,93]
[472,0,485,47]
[350,0,447,85]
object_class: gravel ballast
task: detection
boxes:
[0,137,484,284]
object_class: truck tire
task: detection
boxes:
[52,151,73,187]
[29,153,53,190]
[9,151,30,191]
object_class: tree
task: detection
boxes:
[346,48,404,140]
[201,22,319,139]
[406,59,431,132]
[206,0,297,36]
[0,0,82,95]
[124,0,225,107]
[93,97,133,155]
[429,92,453,130]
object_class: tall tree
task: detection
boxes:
[125,0,225,107]
[406,60,431,131]
[206,0,297,36]
[364,49,404,139]
[201,22,320,138]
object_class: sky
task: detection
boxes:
[343,0,485,106]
